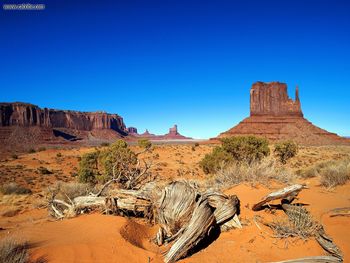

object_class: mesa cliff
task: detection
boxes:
[132,125,192,140]
[219,82,349,145]
[0,102,128,149]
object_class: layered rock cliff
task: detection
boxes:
[0,102,128,150]
[0,102,127,134]
[219,82,349,145]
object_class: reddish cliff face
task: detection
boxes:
[219,82,349,145]
[0,102,127,134]
[250,82,302,117]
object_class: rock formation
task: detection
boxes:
[136,125,191,140]
[218,82,349,145]
[127,127,138,134]
[0,102,128,149]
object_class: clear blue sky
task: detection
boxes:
[1,0,349,138]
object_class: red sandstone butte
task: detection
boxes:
[218,82,350,145]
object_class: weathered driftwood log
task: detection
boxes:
[155,181,240,263]
[49,181,240,263]
[328,207,350,217]
[315,226,343,261]
[270,256,342,263]
[50,187,154,219]
[252,184,306,211]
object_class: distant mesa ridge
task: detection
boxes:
[0,102,192,149]
[219,81,350,145]
[0,102,127,134]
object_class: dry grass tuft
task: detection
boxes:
[48,182,92,203]
[210,157,296,189]
[0,238,29,263]
[319,159,350,188]
[269,205,319,240]
[0,183,32,195]
[297,158,350,188]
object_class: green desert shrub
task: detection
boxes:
[221,136,270,163]
[0,183,32,195]
[98,140,138,183]
[200,136,270,174]
[78,151,100,183]
[274,141,298,164]
[138,138,152,150]
[78,140,139,184]
[199,147,234,174]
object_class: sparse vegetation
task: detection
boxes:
[78,140,153,188]
[11,154,18,160]
[319,159,350,188]
[0,238,29,263]
[297,159,350,188]
[56,153,62,158]
[210,157,296,188]
[200,147,234,174]
[0,183,32,195]
[78,151,100,184]
[274,141,298,164]
[100,142,110,147]
[138,139,152,150]
[268,205,319,240]
[200,136,270,174]
[38,147,46,152]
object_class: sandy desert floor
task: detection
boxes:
[0,143,350,262]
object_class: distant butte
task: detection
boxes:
[218,82,350,145]
[130,125,192,140]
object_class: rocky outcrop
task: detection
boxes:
[0,102,127,134]
[136,125,192,140]
[127,127,138,134]
[250,82,302,117]
[219,82,349,145]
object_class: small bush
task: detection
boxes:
[221,136,270,163]
[11,154,18,160]
[274,141,298,164]
[100,142,110,147]
[50,182,92,202]
[319,159,350,188]
[78,151,100,183]
[0,238,29,263]
[200,136,270,174]
[0,183,32,195]
[38,147,46,152]
[138,139,152,150]
[56,153,62,158]
[28,148,36,154]
[194,142,200,147]
[37,166,52,175]
[199,147,234,174]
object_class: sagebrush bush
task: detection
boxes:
[138,139,152,150]
[200,136,270,174]
[49,182,92,202]
[0,238,29,263]
[78,140,140,185]
[0,183,32,195]
[274,141,298,164]
[199,147,234,174]
[78,151,100,183]
[221,136,270,163]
